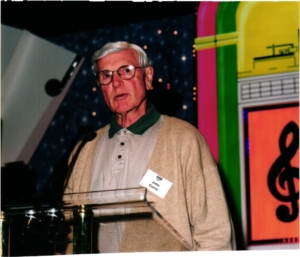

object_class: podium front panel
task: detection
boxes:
[1,187,192,255]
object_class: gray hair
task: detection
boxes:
[91,41,150,75]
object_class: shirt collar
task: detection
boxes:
[109,103,161,138]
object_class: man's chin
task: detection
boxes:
[112,105,131,114]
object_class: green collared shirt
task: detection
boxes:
[108,104,161,138]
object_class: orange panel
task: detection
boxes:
[247,105,299,241]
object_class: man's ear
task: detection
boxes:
[145,66,154,90]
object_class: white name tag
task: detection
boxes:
[139,169,172,199]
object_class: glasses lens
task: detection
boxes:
[118,65,135,80]
[98,71,112,85]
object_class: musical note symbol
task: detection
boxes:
[267,121,299,222]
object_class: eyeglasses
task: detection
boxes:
[96,65,146,85]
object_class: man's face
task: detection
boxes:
[97,49,153,117]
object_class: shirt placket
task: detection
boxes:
[109,129,128,187]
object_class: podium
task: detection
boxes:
[0,187,192,255]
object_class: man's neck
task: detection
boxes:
[115,103,148,128]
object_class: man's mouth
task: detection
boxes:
[114,93,127,100]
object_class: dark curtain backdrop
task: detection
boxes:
[29,14,197,194]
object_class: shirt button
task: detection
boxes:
[118,155,122,159]
[120,142,125,146]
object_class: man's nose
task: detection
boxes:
[111,72,122,87]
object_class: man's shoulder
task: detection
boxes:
[79,124,109,144]
[162,115,199,133]
[159,115,205,144]
[95,124,110,133]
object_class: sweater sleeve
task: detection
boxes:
[58,129,105,254]
[183,129,236,250]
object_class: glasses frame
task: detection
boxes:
[96,65,147,86]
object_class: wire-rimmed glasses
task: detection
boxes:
[96,65,146,85]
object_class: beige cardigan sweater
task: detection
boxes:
[64,115,236,252]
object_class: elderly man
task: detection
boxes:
[64,41,236,253]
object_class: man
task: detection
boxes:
[64,41,236,252]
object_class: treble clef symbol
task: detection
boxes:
[267,121,299,222]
